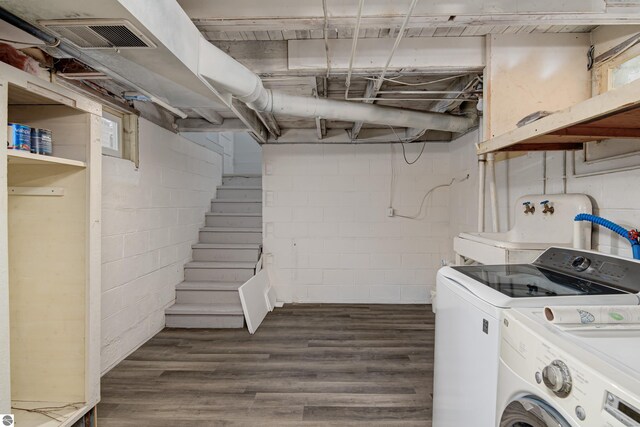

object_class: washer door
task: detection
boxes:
[500,396,571,427]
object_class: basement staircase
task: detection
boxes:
[165,174,262,328]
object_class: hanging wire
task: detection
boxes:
[394,177,461,220]
[365,73,470,87]
[389,126,427,165]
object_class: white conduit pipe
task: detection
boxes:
[487,153,499,232]
[198,39,476,133]
[477,154,486,232]
[370,0,419,95]
[267,91,474,133]
[344,0,365,100]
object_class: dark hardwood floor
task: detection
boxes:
[98,304,434,426]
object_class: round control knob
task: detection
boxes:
[571,256,591,272]
[542,360,572,398]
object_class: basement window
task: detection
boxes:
[575,43,640,175]
[101,110,122,156]
[101,107,139,166]
[611,53,640,89]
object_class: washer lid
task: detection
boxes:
[451,263,628,298]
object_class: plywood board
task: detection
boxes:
[478,75,640,153]
[238,269,271,334]
[9,164,87,403]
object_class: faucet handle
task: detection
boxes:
[540,200,549,205]
[523,201,535,214]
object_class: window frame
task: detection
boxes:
[101,108,124,158]
[100,106,139,167]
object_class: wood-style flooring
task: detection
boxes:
[98,304,434,426]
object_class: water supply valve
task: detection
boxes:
[523,201,535,214]
[541,200,554,214]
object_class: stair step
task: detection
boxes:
[185,261,256,269]
[177,281,244,291]
[165,303,245,328]
[207,212,262,216]
[217,187,262,200]
[200,227,262,232]
[211,199,261,214]
[222,175,262,187]
[175,281,243,305]
[192,243,260,262]
[205,212,262,228]
[211,199,262,203]
[218,186,262,190]
[166,303,244,315]
[184,261,255,281]
[193,243,261,249]
[199,227,262,244]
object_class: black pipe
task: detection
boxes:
[0,6,59,46]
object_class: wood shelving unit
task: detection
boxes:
[0,62,101,426]
[477,78,640,154]
[7,150,87,168]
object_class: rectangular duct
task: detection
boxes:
[39,19,156,49]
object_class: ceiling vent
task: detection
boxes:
[38,19,156,49]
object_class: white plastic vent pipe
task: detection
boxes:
[487,153,499,232]
[197,38,475,133]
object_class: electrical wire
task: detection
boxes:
[364,73,470,87]
[389,126,427,165]
[394,175,469,220]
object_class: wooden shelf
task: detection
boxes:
[7,150,86,168]
[11,401,90,427]
[477,78,640,154]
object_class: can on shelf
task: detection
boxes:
[7,123,31,151]
[30,128,52,155]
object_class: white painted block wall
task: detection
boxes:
[493,152,640,259]
[233,132,262,175]
[100,119,222,373]
[263,143,452,304]
[448,130,481,246]
[448,129,640,261]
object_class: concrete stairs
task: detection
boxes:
[165,174,262,328]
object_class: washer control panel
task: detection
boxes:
[542,359,572,398]
[500,311,640,427]
[604,392,640,426]
[534,247,640,293]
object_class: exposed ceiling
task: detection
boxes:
[171,0,631,142]
[2,0,640,143]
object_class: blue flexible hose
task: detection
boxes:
[574,213,640,260]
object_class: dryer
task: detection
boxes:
[498,307,640,427]
[433,247,640,427]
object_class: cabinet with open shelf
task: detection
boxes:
[0,61,101,426]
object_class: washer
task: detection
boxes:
[432,247,640,427]
[498,308,640,427]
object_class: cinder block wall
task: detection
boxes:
[100,119,222,373]
[262,143,452,304]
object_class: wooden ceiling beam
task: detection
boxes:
[193,14,640,33]
[350,80,377,140]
